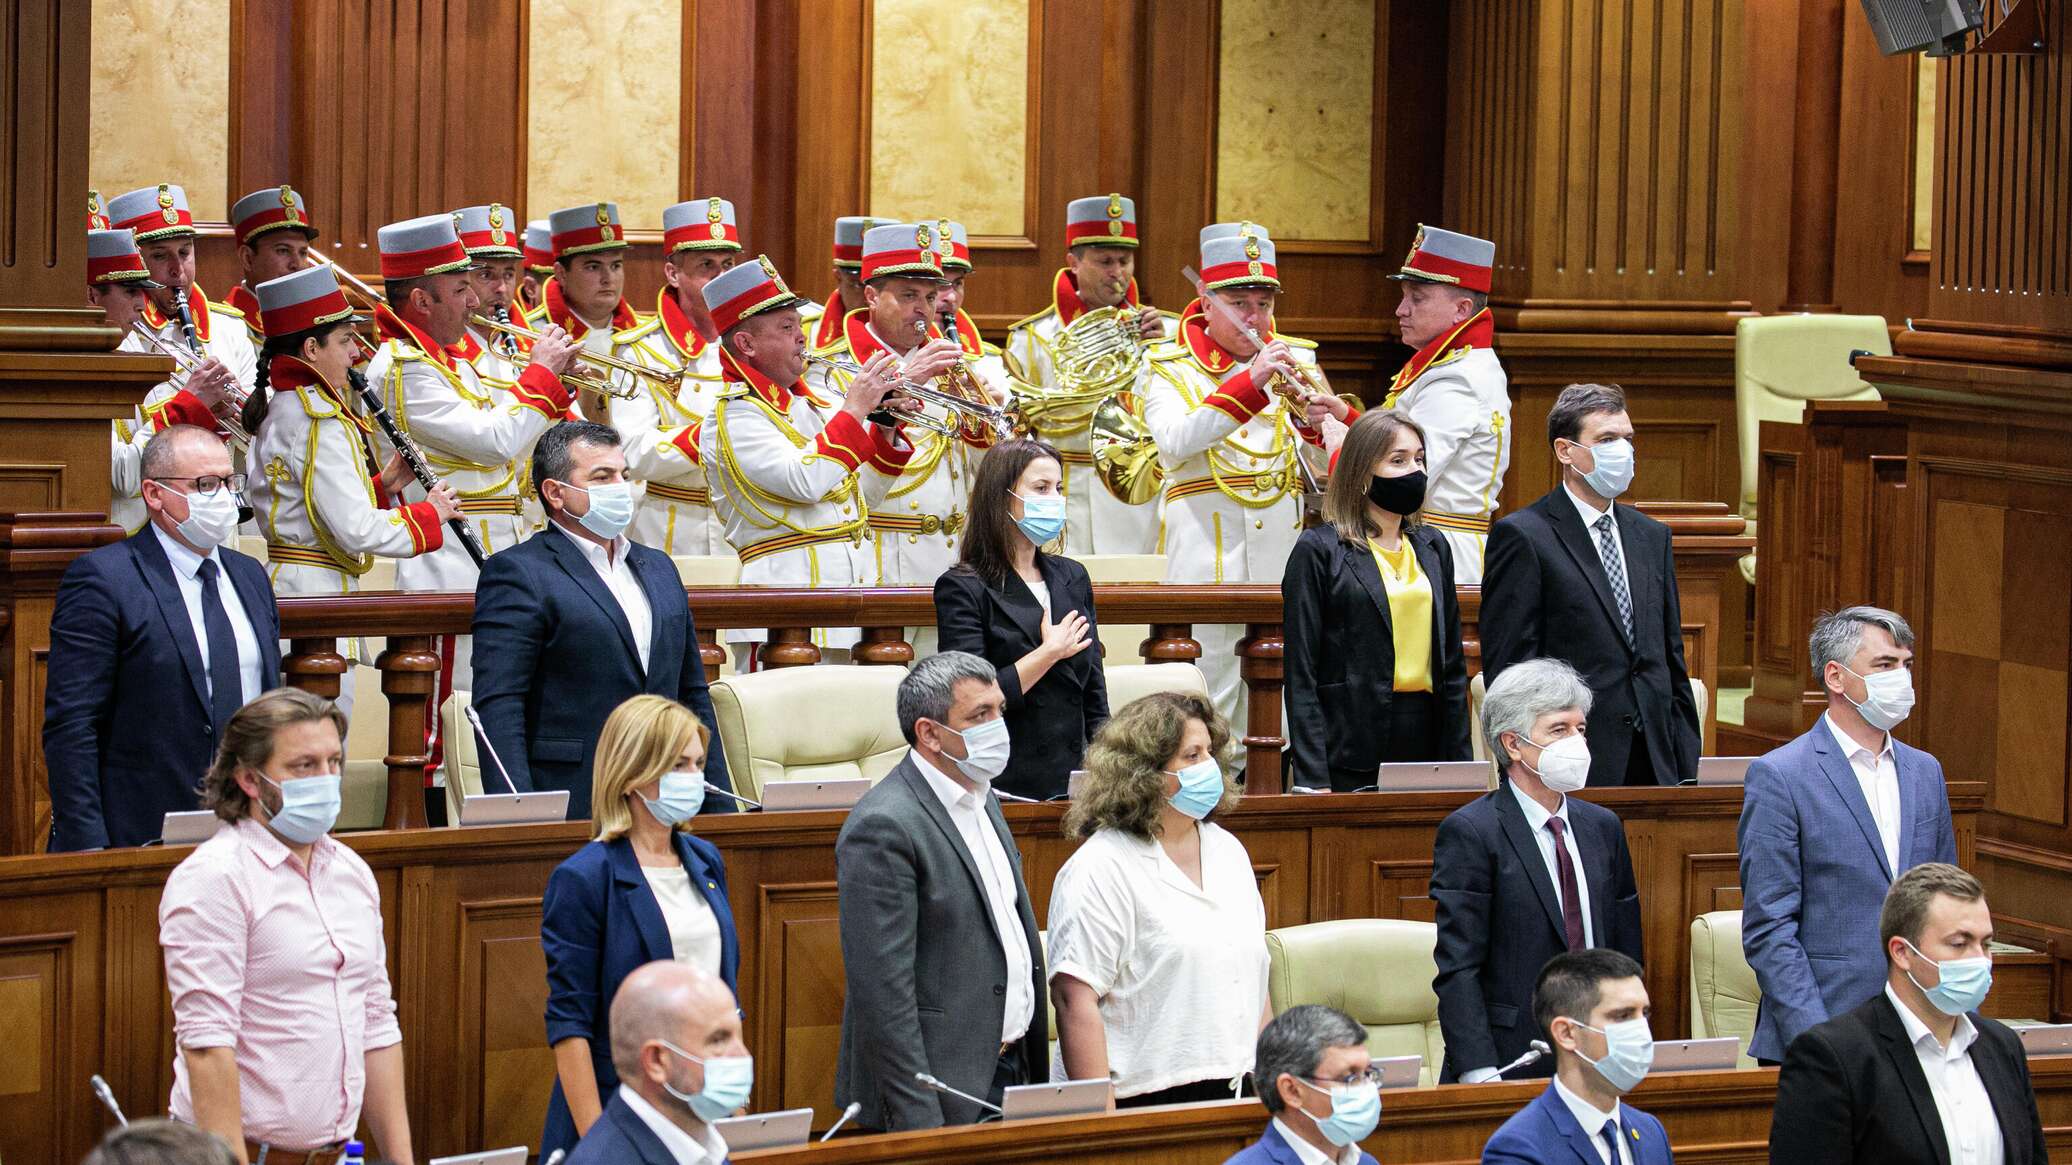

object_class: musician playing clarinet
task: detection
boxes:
[241,264,461,715]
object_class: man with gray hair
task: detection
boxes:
[1739,605,1955,1064]
[1430,658,1643,1084]
[1225,1004,1382,1164]
[568,960,749,1164]
[835,651,1047,1130]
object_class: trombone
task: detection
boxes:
[130,323,251,449]
[803,353,1020,440]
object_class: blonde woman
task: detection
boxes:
[538,694,738,1158]
[1047,691,1272,1108]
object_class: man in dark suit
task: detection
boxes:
[1740,606,1955,1064]
[1432,659,1644,1083]
[568,959,747,1165]
[1482,949,1675,1164]
[44,425,280,850]
[472,420,730,818]
[1770,863,2049,1165]
[835,651,1049,1130]
[1480,382,1700,786]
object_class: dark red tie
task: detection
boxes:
[1546,816,1586,951]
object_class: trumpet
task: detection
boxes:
[470,313,683,400]
[130,323,251,450]
[1180,264,1322,494]
[803,353,1020,440]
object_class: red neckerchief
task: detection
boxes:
[657,287,712,359]
[812,287,848,349]
[1389,307,1495,393]
[142,281,219,343]
[1051,267,1141,328]
[224,283,262,329]
[543,276,637,341]
[376,304,458,371]
[1181,310,1276,378]
[718,346,794,411]
[843,309,943,366]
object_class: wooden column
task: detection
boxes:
[376,636,439,830]
[761,629,823,668]
[283,636,349,701]
[1236,623,1287,794]
[853,627,915,666]
[1780,0,1846,312]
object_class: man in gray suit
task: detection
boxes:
[1739,606,1957,1064]
[835,651,1049,1130]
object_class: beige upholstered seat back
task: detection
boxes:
[1266,918,1445,1086]
[1101,662,1209,712]
[1077,553,1167,665]
[438,690,487,823]
[1734,314,1887,518]
[709,665,909,800]
[1689,909,1760,1066]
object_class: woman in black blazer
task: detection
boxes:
[1285,410,1471,790]
[934,438,1109,800]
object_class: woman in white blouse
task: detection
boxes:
[1049,690,1273,1107]
[538,695,740,1158]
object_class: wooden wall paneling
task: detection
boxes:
[1828,13,1932,324]
[788,0,869,314]
[749,0,800,278]
[0,890,102,1165]
[227,0,294,204]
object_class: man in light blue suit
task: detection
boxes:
[1482,949,1673,1164]
[1738,606,1956,1064]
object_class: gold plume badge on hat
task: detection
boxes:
[596,202,615,242]
[87,189,103,217]
[489,204,508,244]
[758,254,788,294]
[1106,193,1124,236]
[1404,225,1426,268]
[279,185,300,223]
[935,220,954,258]
[707,197,725,239]
[157,183,177,224]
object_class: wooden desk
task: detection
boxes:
[736,1059,2072,1163]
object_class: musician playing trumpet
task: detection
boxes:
[530,202,642,421]
[453,202,530,381]
[1140,230,1329,735]
[1003,194,1173,555]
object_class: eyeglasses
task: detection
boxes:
[149,473,248,497]
[1305,1066,1386,1088]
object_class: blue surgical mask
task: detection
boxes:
[260,772,342,845]
[1577,437,1635,499]
[1904,938,1993,1016]
[560,479,635,540]
[1571,1017,1654,1093]
[639,770,706,826]
[1295,1076,1382,1147]
[658,1039,754,1122]
[1166,759,1225,820]
[1013,492,1066,546]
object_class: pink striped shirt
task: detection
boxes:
[160,816,400,1149]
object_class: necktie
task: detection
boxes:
[196,559,242,730]
[1547,815,1586,951]
[1593,513,1634,642]
[1601,1116,1626,1164]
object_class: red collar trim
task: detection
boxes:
[1390,308,1495,391]
[450,330,484,363]
[225,284,262,327]
[544,277,637,340]
[657,287,712,358]
[376,305,457,371]
[268,355,374,433]
[950,308,984,356]
[143,283,217,342]
[1181,310,1274,376]
[812,289,847,349]
[1052,268,1141,328]
[718,346,794,410]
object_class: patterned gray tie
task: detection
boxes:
[1594,513,1634,643]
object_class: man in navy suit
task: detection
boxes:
[1432,659,1644,1084]
[1224,1005,1382,1165]
[1482,949,1674,1164]
[1740,605,1955,1064]
[568,959,747,1165]
[1480,382,1701,786]
[44,425,280,850]
[472,421,730,818]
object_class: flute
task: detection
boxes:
[350,367,488,568]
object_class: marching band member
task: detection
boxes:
[106,184,260,397]
[532,202,642,420]
[242,264,461,712]
[520,219,553,316]
[454,202,529,381]
[1141,231,1328,734]
[1313,226,1510,582]
[1003,194,1173,555]
[223,185,318,346]
[805,224,971,634]
[928,217,1015,400]
[801,215,885,353]
[609,197,739,556]
[700,255,916,659]
[87,188,108,230]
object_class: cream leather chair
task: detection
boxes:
[439,690,489,822]
[708,665,909,800]
[1734,315,1887,582]
[1469,673,1710,770]
[1266,918,1444,1086]
[236,535,269,563]
[674,555,741,586]
[1689,909,1760,1066]
[1077,553,1167,667]
[337,682,388,831]
[1101,662,1209,711]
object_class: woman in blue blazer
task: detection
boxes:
[539,694,741,1158]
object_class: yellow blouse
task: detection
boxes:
[1370,537,1434,693]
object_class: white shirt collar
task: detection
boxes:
[616,1085,730,1164]
[150,519,222,581]
[1508,779,1571,832]
[911,749,981,815]
[1885,982,1979,1059]
[1822,710,1894,763]
[1564,482,1615,527]
[551,515,631,568]
[1271,1116,1359,1165]
[1552,1073,1625,1143]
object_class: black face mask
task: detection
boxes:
[1367,470,1428,516]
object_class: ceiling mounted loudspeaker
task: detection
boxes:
[1857,0,1984,55]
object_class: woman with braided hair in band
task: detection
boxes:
[242,265,461,714]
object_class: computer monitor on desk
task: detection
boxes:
[1691,757,1756,786]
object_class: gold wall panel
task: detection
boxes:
[1912,57,1938,254]
[526,0,681,229]
[868,0,1029,238]
[1214,0,1374,242]
[89,0,231,222]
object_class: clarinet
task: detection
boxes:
[172,286,203,356]
[350,367,488,568]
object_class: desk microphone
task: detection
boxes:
[820,1101,862,1141]
[915,1072,1003,1115]
[991,788,1039,804]
[1494,1040,1552,1079]
[462,705,521,795]
[90,1074,128,1127]
[707,783,762,809]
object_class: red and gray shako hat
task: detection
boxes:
[700,254,808,334]
[232,185,319,247]
[832,216,889,270]
[253,264,358,337]
[665,197,742,254]
[1199,221,1270,248]
[87,228,162,288]
[931,219,972,271]
[106,183,197,243]
[453,203,524,259]
[1066,193,1138,248]
[550,202,631,261]
[861,222,949,283]
[87,189,111,231]
[376,213,477,281]
[1389,224,1495,294]
[1198,232,1280,291]
[523,220,554,273]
